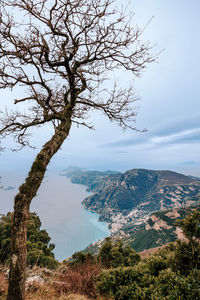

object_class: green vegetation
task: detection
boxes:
[0,212,58,269]
[96,210,200,299]
[64,168,121,192]
[97,264,200,299]
[1,210,200,299]
[69,238,140,269]
[81,168,200,227]
[173,210,200,274]
[97,237,140,268]
[124,206,200,252]
[69,251,96,267]
[127,228,176,252]
[65,211,200,299]
[85,206,200,255]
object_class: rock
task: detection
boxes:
[5,269,9,279]
[25,275,45,289]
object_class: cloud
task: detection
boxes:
[154,115,200,137]
[100,133,148,148]
[111,150,129,154]
[100,115,200,149]
[180,161,197,166]
[151,128,200,145]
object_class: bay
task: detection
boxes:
[0,170,109,261]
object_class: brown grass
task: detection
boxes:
[0,262,106,300]
[27,291,106,300]
[26,286,90,300]
[139,244,168,259]
[0,272,8,298]
[55,262,102,299]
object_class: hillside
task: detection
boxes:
[84,205,200,254]
[64,168,200,253]
[80,169,200,232]
[62,166,121,192]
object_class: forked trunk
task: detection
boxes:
[7,119,71,300]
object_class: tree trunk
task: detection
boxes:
[7,118,71,300]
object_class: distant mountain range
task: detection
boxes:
[63,167,200,252]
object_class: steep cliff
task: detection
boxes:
[82,169,200,230]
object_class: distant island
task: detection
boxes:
[63,167,200,252]
[3,186,15,191]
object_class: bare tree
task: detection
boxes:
[0,0,155,299]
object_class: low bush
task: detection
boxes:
[97,237,140,268]
[57,261,102,298]
[97,265,200,300]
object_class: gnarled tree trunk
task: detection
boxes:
[7,118,71,300]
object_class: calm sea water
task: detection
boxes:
[0,170,109,261]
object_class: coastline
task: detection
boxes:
[32,173,110,261]
[0,170,110,262]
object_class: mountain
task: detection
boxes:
[63,168,121,192]
[81,169,200,232]
[64,167,200,253]
[187,175,200,181]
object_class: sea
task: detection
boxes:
[0,170,109,261]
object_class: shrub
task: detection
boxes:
[58,261,102,298]
[0,212,58,268]
[97,237,140,268]
[96,264,155,299]
[170,240,200,275]
[143,255,168,276]
[97,265,200,300]
[96,211,200,299]
[150,269,200,299]
[69,251,96,267]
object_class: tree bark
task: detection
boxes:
[7,118,71,300]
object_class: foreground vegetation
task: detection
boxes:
[0,212,58,269]
[0,210,199,299]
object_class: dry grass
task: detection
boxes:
[27,291,106,300]
[55,262,102,299]
[139,244,168,259]
[0,263,107,300]
[0,271,8,298]
[65,295,90,300]
[26,286,90,300]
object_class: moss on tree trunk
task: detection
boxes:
[7,119,71,300]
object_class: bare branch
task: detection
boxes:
[0,2,157,298]
[0,0,155,148]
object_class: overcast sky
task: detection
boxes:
[1,0,200,177]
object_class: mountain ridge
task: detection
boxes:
[80,168,200,231]
[64,167,200,252]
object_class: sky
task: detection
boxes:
[1,0,200,178]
